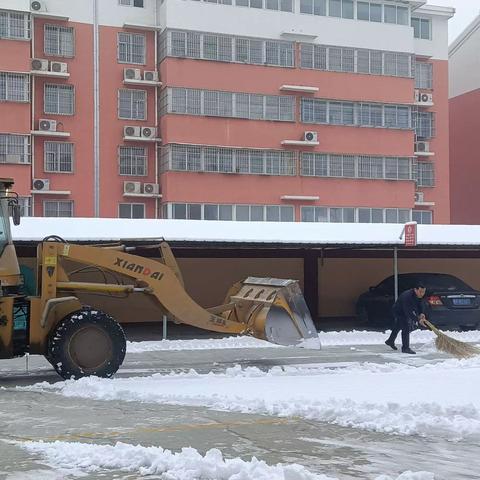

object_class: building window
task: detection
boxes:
[0,134,30,164]
[300,44,412,78]
[0,10,29,39]
[44,142,74,172]
[118,32,146,64]
[0,73,29,102]
[163,30,294,67]
[44,24,75,57]
[164,88,295,122]
[165,203,294,221]
[163,144,296,175]
[412,210,432,224]
[301,99,411,130]
[119,0,144,7]
[300,0,327,16]
[384,5,408,25]
[415,162,435,187]
[234,0,293,11]
[44,84,74,115]
[118,89,146,120]
[301,153,414,180]
[415,62,433,89]
[44,201,73,217]
[413,111,435,139]
[412,17,431,40]
[301,206,411,223]
[119,146,147,175]
[357,2,381,22]
[119,203,145,218]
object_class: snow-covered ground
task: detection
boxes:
[14,331,480,479]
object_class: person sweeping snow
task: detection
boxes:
[385,282,428,354]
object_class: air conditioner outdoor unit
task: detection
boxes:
[304,131,318,142]
[415,90,433,104]
[5,154,21,164]
[50,61,68,73]
[415,141,430,153]
[31,58,49,71]
[124,68,141,81]
[33,178,50,191]
[124,181,141,194]
[143,183,159,195]
[124,126,141,137]
[30,0,46,12]
[415,192,424,203]
[143,71,159,82]
[141,127,156,139]
[39,119,57,132]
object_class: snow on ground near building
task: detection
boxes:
[126,329,480,352]
[24,356,480,442]
[18,440,433,480]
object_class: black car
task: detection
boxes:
[356,273,480,330]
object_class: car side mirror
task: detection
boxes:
[12,204,21,226]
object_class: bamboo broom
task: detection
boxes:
[423,319,480,359]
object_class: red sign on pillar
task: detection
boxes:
[404,222,417,247]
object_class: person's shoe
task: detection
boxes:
[385,340,398,351]
[402,347,416,354]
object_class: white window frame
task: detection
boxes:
[118,146,147,176]
[119,203,146,218]
[117,32,146,64]
[0,10,30,40]
[119,0,145,7]
[44,84,75,115]
[44,141,74,173]
[118,89,147,120]
[44,24,75,57]
[43,200,74,217]
[0,73,30,102]
[0,134,30,164]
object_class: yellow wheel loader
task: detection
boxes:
[0,178,319,380]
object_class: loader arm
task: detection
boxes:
[50,242,246,334]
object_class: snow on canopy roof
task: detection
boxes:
[9,217,480,247]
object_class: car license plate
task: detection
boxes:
[452,298,472,306]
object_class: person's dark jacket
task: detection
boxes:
[392,289,426,328]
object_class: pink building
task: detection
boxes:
[0,0,453,223]
[449,14,480,224]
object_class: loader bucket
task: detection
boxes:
[226,277,321,349]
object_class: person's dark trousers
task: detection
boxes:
[387,316,410,349]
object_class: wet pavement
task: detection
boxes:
[0,344,479,480]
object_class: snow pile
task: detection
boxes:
[24,357,480,441]
[21,441,334,480]
[126,329,480,353]
[20,440,433,480]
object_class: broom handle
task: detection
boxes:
[423,319,441,335]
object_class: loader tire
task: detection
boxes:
[47,308,126,380]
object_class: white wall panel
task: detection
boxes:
[413,15,450,61]
[163,0,414,53]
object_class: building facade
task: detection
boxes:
[0,0,453,223]
[449,14,480,225]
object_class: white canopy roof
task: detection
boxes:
[10,217,480,247]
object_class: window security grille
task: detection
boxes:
[44,201,73,217]
[0,73,29,102]
[300,44,413,78]
[119,89,146,120]
[301,206,411,223]
[0,10,29,39]
[413,110,435,139]
[119,146,147,175]
[0,134,30,164]
[415,162,435,187]
[119,203,145,218]
[44,24,75,57]
[164,30,294,67]
[118,32,146,64]
[164,144,296,175]
[44,142,74,172]
[301,153,413,180]
[166,88,294,122]
[166,202,295,221]
[415,62,433,89]
[301,99,411,129]
[44,84,74,115]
